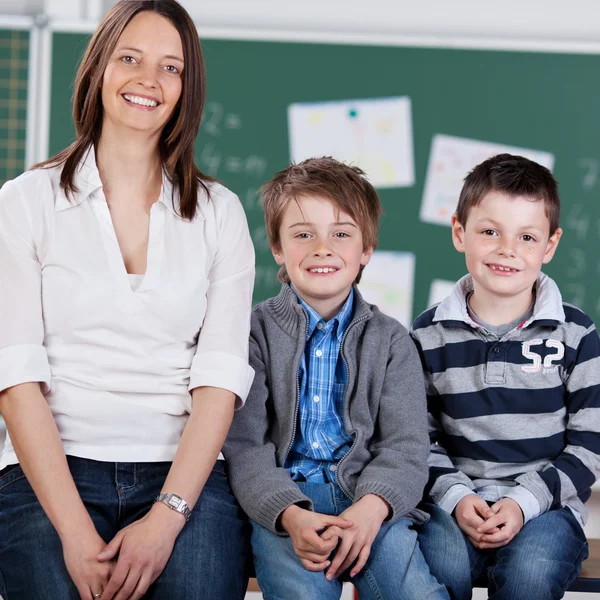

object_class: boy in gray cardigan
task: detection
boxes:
[223,157,448,600]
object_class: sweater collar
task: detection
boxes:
[267,284,372,338]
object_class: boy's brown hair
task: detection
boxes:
[456,153,560,235]
[260,157,383,284]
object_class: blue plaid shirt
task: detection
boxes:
[285,289,355,483]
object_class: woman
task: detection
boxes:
[0,1,254,599]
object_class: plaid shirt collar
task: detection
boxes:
[292,287,355,343]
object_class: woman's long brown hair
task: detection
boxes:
[35,0,213,220]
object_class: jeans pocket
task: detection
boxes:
[0,463,25,492]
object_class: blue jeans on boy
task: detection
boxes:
[251,481,449,600]
[0,456,251,600]
[417,503,588,600]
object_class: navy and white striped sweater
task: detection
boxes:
[410,273,600,525]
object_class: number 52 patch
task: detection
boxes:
[521,339,565,374]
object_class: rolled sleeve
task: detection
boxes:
[189,351,254,405]
[503,484,541,524]
[438,484,477,515]
[0,344,51,393]
[188,190,255,406]
[0,180,50,394]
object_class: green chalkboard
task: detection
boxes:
[0,29,28,187]
[48,33,600,323]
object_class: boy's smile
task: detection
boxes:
[452,190,562,324]
[273,195,373,321]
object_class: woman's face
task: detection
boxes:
[101,11,184,137]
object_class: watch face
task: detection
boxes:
[168,496,180,508]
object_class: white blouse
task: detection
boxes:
[0,148,255,468]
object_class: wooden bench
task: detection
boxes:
[247,539,600,596]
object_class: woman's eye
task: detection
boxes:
[164,65,180,74]
[121,56,136,64]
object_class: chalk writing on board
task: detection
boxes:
[566,284,586,309]
[245,156,267,179]
[198,142,221,177]
[566,204,589,242]
[202,102,224,137]
[255,265,280,290]
[225,113,242,130]
[252,226,271,252]
[567,248,586,278]
[202,102,243,137]
[578,158,600,191]
[242,188,261,211]
[198,142,268,184]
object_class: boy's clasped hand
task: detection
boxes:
[454,495,524,550]
[281,493,390,579]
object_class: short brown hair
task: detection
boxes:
[260,157,383,284]
[456,153,560,235]
[35,0,212,221]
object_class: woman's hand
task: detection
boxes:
[97,503,185,600]
[62,528,114,600]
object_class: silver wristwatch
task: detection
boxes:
[155,492,191,523]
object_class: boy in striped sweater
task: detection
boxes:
[411,153,600,600]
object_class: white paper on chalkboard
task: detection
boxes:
[288,97,415,189]
[420,135,555,227]
[428,279,457,308]
[358,250,415,328]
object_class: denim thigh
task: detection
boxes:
[417,503,483,600]
[0,457,118,600]
[488,506,588,600]
[251,482,348,600]
[0,458,250,600]
[253,483,448,600]
[145,460,251,599]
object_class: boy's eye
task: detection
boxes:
[335,232,350,238]
[521,234,536,242]
[482,229,497,236]
[296,233,311,239]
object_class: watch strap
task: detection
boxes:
[155,492,191,523]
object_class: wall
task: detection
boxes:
[0,0,598,49]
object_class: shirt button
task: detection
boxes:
[494,347,500,354]
[313,395,320,403]
[329,464,337,472]
[312,441,320,449]
[315,350,323,357]
[316,323,324,330]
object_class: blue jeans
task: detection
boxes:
[251,481,449,600]
[417,503,588,600]
[0,457,251,600]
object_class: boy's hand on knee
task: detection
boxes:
[280,505,353,571]
[454,494,497,547]
[475,498,524,549]
[325,494,390,581]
